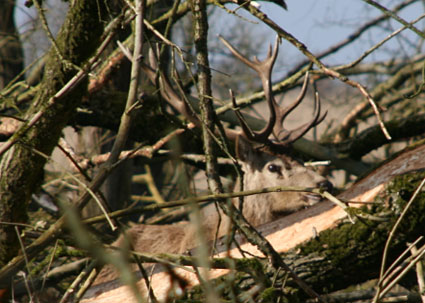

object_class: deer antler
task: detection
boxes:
[219,35,279,143]
[273,74,326,145]
[139,38,325,149]
[139,46,242,141]
[144,48,202,127]
[220,35,327,148]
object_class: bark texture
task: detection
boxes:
[0,0,107,267]
[0,0,23,89]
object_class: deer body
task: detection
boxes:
[93,36,333,286]
[94,143,330,285]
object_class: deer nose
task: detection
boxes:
[317,180,333,193]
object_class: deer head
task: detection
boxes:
[216,36,332,229]
[140,37,332,234]
[231,135,332,227]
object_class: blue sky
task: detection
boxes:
[14,0,424,72]
[209,0,424,72]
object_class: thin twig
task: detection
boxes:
[89,127,190,167]
[362,0,425,39]
[380,237,423,287]
[411,245,425,303]
[21,142,118,231]
[83,185,327,225]
[57,138,91,180]
[33,0,79,72]
[241,2,392,141]
[379,245,425,300]
[73,262,100,302]
[337,13,425,71]
[132,165,166,204]
[322,191,355,223]
[286,0,418,76]
[40,240,59,293]
[15,227,35,301]
[59,260,97,303]
[374,177,425,302]
[106,0,144,165]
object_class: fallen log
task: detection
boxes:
[82,142,425,302]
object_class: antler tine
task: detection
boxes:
[219,35,280,143]
[218,35,279,74]
[275,90,327,145]
[272,72,309,140]
[140,46,200,127]
[216,89,246,142]
[277,72,310,126]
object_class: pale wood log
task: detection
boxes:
[82,143,425,303]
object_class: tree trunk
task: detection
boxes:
[0,0,23,89]
[0,0,106,267]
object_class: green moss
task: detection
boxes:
[298,170,425,293]
[181,170,425,300]
[259,287,279,302]
[378,171,425,236]
[237,257,264,273]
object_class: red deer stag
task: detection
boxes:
[92,37,332,285]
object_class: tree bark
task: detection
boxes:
[0,0,23,89]
[0,0,107,267]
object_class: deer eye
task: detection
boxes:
[267,164,281,174]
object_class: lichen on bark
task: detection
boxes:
[0,0,107,267]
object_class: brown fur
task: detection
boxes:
[93,138,330,285]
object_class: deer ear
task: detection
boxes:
[235,135,256,163]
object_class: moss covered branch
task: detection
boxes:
[0,0,107,268]
[183,171,425,301]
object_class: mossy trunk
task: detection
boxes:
[0,0,107,267]
[0,0,24,89]
[183,171,425,302]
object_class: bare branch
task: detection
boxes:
[362,0,425,39]
[239,1,392,141]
